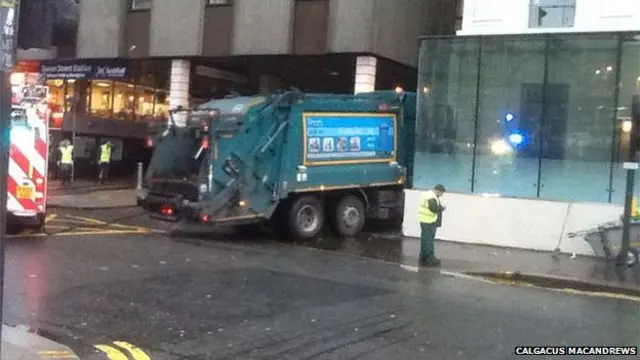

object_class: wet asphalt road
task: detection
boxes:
[3,208,639,360]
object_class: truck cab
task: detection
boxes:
[138,90,416,240]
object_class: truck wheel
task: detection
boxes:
[33,213,46,234]
[288,196,324,241]
[333,195,365,238]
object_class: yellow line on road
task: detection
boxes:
[38,350,79,359]
[52,230,155,237]
[45,213,57,223]
[66,215,107,225]
[94,345,129,360]
[113,341,151,360]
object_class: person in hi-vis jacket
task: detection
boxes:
[417,184,446,267]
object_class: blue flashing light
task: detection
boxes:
[508,132,524,145]
[505,113,514,122]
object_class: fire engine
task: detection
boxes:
[6,88,49,233]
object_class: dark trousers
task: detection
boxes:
[98,162,110,183]
[419,222,438,264]
[60,164,72,185]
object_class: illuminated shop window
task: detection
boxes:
[154,89,169,122]
[113,81,135,120]
[45,79,65,109]
[89,80,113,117]
[136,86,155,121]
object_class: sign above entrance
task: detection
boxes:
[39,59,132,79]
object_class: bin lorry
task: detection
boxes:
[136,89,416,240]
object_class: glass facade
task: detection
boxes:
[417,32,640,205]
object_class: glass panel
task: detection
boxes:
[415,38,479,192]
[113,82,135,120]
[154,89,169,123]
[136,86,156,122]
[539,35,619,203]
[89,80,113,118]
[45,79,65,112]
[529,0,576,28]
[612,34,640,205]
[64,79,75,112]
[473,38,545,197]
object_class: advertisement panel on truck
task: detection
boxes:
[302,112,397,166]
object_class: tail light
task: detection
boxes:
[160,204,174,216]
[146,136,154,148]
[200,213,210,224]
[201,136,209,149]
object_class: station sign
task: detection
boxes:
[39,59,132,80]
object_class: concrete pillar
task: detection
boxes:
[354,56,377,94]
[169,59,191,127]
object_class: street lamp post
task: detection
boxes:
[0,0,21,352]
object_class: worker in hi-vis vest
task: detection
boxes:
[98,140,113,184]
[418,184,446,267]
[58,139,74,186]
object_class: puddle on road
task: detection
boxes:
[169,220,408,265]
[298,232,406,264]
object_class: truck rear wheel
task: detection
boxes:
[288,196,324,241]
[332,195,365,238]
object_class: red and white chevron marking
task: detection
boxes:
[7,114,48,215]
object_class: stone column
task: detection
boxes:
[169,59,191,127]
[354,56,377,94]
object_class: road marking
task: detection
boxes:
[8,213,164,239]
[37,350,79,359]
[94,342,152,360]
[113,341,151,360]
[66,215,107,225]
[94,345,128,360]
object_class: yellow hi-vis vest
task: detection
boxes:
[100,144,112,163]
[418,190,438,224]
[60,145,74,164]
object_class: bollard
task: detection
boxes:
[136,162,144,190]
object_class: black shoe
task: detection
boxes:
[419,258,441,268]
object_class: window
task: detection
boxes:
[415,38,479,192]
[207,0,232,5]
[113,82,135,120]
[89,80,113,117]
[154,90,169,122]
[130,0,151,11]
[612,35,640,204]
[474,38,546,198]
[540,35,619,203]
[529,0,576,28]
[136,86,156,122]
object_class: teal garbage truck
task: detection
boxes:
[137,89,416,240]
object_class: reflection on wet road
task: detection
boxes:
[3,208,639,359]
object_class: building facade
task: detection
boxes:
[13,0,459,179]
[404,0,640,256]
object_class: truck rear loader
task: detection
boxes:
[137,89,416,240]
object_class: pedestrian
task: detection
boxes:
[58,139,74,186]
[418,184,446,267]
[98,140,112,184]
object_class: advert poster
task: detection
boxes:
[304,113,396,164]
[0,0,18,71]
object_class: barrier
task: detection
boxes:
[403,189,624,256]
